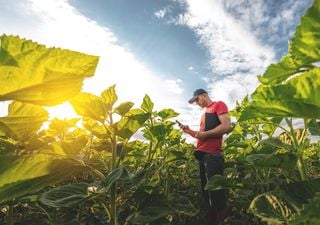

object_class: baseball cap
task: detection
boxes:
[188,88,207,104]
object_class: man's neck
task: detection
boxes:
[205,99,213,108]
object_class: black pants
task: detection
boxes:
[196,152,227,210]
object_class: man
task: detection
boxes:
[179,88,231,225]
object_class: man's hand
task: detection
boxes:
[178,123,199,138]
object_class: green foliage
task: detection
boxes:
[39,183,89,208]
[239,0,320,121]
[249,193,298,224]
[0,101,48,142]
[141,95,154,113]
[290,193,320,225]
[0,34,99,105]
[0,153,88,204]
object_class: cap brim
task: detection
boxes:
[188,96,197,104]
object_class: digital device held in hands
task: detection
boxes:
[175,120,183,126]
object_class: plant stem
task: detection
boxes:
[8,200,14,225]
[285,118,308,181]
[109,113,118,225]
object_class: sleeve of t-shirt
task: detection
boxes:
[215,101,228,115]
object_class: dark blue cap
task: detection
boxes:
[188,88,207,103]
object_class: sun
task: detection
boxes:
[46,102,79,120]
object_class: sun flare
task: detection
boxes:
[46,102,79,120]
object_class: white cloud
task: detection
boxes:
[173,0,275,109]
[0,0,187,119]
[154,8,168,19]
[188,66,194,70]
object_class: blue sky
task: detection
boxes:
[0,0,313,128]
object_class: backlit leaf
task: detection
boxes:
[0,101,48,141]
[70,92,108,122]
[0,35,99,105]
[101,85,118,107]
[141,95,154,113]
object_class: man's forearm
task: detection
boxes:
[197,124,230,139]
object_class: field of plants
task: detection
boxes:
[0,0,319,224]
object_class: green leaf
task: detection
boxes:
[127,206,168,224]
[258,56,302,85]
[46,118,80,139]
[70,92,108,122]
[82,118,109,138]
[281,178,320,207]
[249,193,298,224]
[262,118,283,136]
[0,137,16,154]
[246,153,297,171]
[165,150,187,163]
[148,124,171,143]
[141,95,154,113]
[0,153,88,204]
[306,119,320,135]
[60,135,88,158]
[157,109,179,120]
[114,101,134,116]
[168,193,199,216]
[290,192,320,225]
[239,68,320,121]
[258,0,320,85]
[0,101,48,141]
[114,109,149,139]
[39,182,89,208]
[260,138,294,152]
[290,0,320,65]
[0,35,99,105]
[102,167,129,190]
[101,85,118,107]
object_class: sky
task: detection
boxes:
[0,0,313,131]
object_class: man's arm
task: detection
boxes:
[196,113,231,140]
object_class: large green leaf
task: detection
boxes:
[258,0,320,85]
[0,153,88,204]
[39,182,89,208]
[249,193,298,224]
[290,0,320,65]
[239,68,320,121]
[0,101,48,141]
[0,35,99,105]
[258,56,302,85]
[246,153,297,171]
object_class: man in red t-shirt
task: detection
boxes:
[179,88,231,225]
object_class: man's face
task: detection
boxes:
[195,94,206,108]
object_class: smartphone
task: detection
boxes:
[175,120,183,126]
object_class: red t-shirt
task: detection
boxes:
[196,101,228,154]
